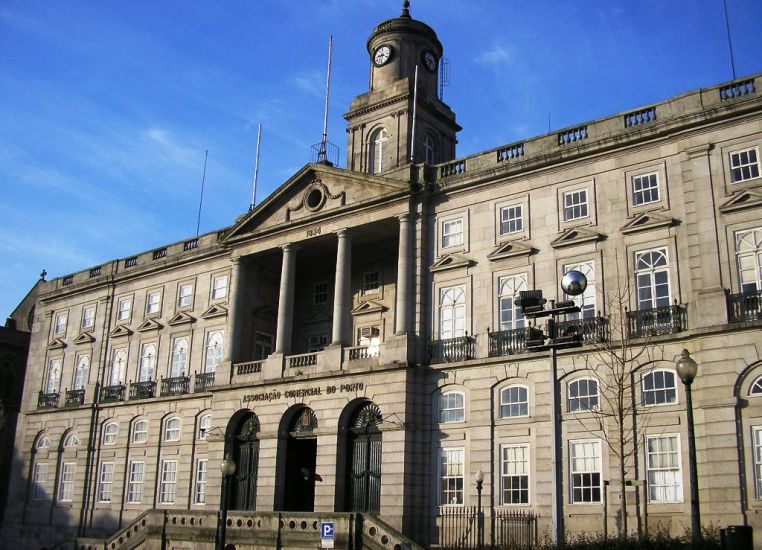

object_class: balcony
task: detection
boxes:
[626,304,687,338]
[488,327,528,357]
[555,316,609,344]
[160,376,190,397]
[64,389,85,407]
[728,289,762,323]
[347,345,379,361]
[100,384,125,403]
[37,391,60,409]
[129,380,156,400]
[288,352,318,369]
[430,334,476,364]
[235,360,264,375]
[194,371,215,392]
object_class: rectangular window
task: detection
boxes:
[501,444,530,505]
[730,147,760,183]
[357,326,381,357]
[362,271,380,294]
[499,204,523,235]
[117,298,132,322]
[58,462,75,502]
[632,172,660,205]
[146,291,162,315]
[439,448,464,505]
[33,463,48,500]
[212,275,228,300]
[54,313,67,335]
[160,460,178,504]
[98,462,114,502]
[646,434,682,503]
[127,461,144,504]
[195,459,208,504]
[313,282,329,305]
[81,306,96,330]
[754,427,762,498]
[178,284,194,308]
[439,392,465,423]
[308,334,328,352]
[563,189,589,221]
[570,440,601,503]
[442,219,464,248]
[254,332,274,360]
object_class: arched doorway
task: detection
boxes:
[345,402,382,512]
[228,411,260,510]
[283,407,318,511]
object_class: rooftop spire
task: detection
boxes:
[401,0,410,18]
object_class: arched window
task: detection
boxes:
[198,414,212,440]
[36,435,50,450]
[204,331,224,373]
[439,286,466,339]
[369,128,388,174]
[139,343,157,382]
[750,376,762,396]
[170,337,189,377]
[634,248,671,310]
[568,378,599,412]
[132,420,148,443]
[110,348,127,385]
[423,133,436,165]
[642,369,677,406]
[564,261,596,319]
[500,385,529,418]
[45,359,61,394]
[164,417,181,442]
[498,274,527,331]
[103,422,118,445]
[73,355,90,390]
[63,433,79,448]
[439,391,465,423]
[736,227,762,293]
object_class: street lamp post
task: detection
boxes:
[474,469,484,550]
[217,453,237,550]
[675,349,701,542]
[518,270,588,547]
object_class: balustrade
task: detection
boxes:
[728,289,762,322]
[430,334,476,363]
[626,304,687,338]
[194,371,215,392]
[160,376,190,397]
[129,380,156,400]
[235,360,264,375]
[488,327,528,356]
[64,388,85,407]
[100,384,125,403]
[288,352,318,369]
[37,391,60,409]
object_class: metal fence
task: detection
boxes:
[438,508,537,550]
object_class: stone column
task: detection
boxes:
[274,244,298,355]
[225,256,243,363]
[395,213,412,334]
[331,229,352,346]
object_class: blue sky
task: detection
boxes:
[1,0,761,318]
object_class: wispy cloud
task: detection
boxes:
[291,69,325,97]
[476,43,513,66]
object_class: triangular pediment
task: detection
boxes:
[109,325,133,338]
[488,240,536,262]
[430,253,476,273]
[719,189,762,214]
[301,309,332,324]
[620,212,679,235]
[351,300,388,316]
[168,312,196,326]
[73,332,96,344]
[550,227,606,249]
[47,338,67,350]
[136,319,163,332]
[201,304,228,319]
[223,163,410,242]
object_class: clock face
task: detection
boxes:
[373,45,392,67]
[422,50,437,73]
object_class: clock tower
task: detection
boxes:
[344,1,460,174]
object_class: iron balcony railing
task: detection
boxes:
[554,316,609,344]
[488,327,528,356]
[100,384,125,403]
[430,334,476,363]
[129,380,156,400]
[626,304,687,338]
[37,391,60,409]
[728,289,762,323]
[160,376,190,397]
[64,388,85,407]
[194,371,215,392]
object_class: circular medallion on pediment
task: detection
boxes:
[303,181,328,212]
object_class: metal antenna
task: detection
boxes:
[410,65,419,164]
[317,35,333,163]
[196,150,208,236]
[439,58,450,100]
[250,124,262,211]
[722,0,737,80]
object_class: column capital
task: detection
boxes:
[396,212,412,224]
[281,242,300,253]
[335,228,352,239]
[230,255,243,266]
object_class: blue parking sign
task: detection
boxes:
[321,521,335,549]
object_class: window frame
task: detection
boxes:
[204,330,224,373]
[45,358,62,394]
[569,439,602,504]
[81,305,96,331]
[563,261,596,320]
[498,274,527,331]
[438,285,466,340]
[369,127,388,174]
[132,420,148,444]
[441,218,465,249]
[177,283,194,309]
[499,204,524,236]
[632,171,660,206]
[753,426,762,499]
[439,390,466,424]
[163,417,181,442]
[500,443,530,506]
[198,414,212,440]
[110,347,128,386]
[194,458,208,505]
[634,247,672,311]
[73,354,90,390]
[169,336,190,378]
[729,146,761,184]
[499,385,529,418]
[126,461,144,504]
[568,377,600,413]
[362,271,381,295]
[439,447,465,506]
[641,369,678,407]
[145,290,162,316]
[645,433,683,503]
[563,188,589,222]
[159,459,178,504]
[735,227,762,293]
[211,274,229,301]
[53,312,68,336]
[58,461,76,502]
[33,462,48,501]
[103,422,118,445]
[254,332,274,360]
[313,281,329,305]
[98,462,114,503]
[116,297,132,323]
[138,342,157,382]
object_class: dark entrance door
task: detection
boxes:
[346,402,382,512]
[231,413,260,510]
[283,407,318,512]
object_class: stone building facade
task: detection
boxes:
[2,4,762,549]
